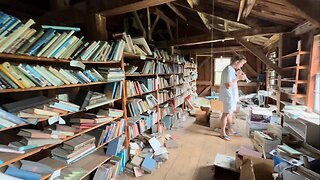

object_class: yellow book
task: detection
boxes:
[0,64,25,88]
[2,62,35,88]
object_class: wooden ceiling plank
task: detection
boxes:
[281,0,320,27]
[150,15,160,35]
[232,35,284,76]
[166,3,187,21]
[100,0,176,17]
[290,21,317,36]
[154,8,176,27]
[243,0,257,18]
[237,0,246,21]
[182,46,246,54]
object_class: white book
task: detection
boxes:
[63,38,83,59]
[42,32,67,57]
[80,41,98,60]
[36,33,61,57]
[33,66,57,86]
[0,19,21,41]
[48,67,70,85]
[59,69,79,84]
[4,28,31,53]
[0,19,35,52]
[10,29,37,54]
[0,172,23,180]
[54,35,78,59]
[77,71,91,83]
[39,66,63,86]
[47,30,75,57]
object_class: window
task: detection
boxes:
[214,57,231,85]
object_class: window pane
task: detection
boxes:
[214,57,231,85]
[214,72,222,85]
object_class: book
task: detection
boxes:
[21,137,62,146]
[27,28,56,55]
[0,108,27,124]
[8,141,40,151]
[17,29,44,54]
[0,172,23,180]
[106,135,126,156]
[2,95,49,113]
[51,143,95,159]
[148,137,161,152]
[0,145,25,154]
[52,145,96,164]
[20,160,54,174]
[0,63,25,88]
[43,129,74,137]
[0,70,19,89]
[5,165,41,180]
[141,156,157,173]
[17,129,65,139]
[130,155,143,167]
[24,108,59,116]
[62,134,95,151]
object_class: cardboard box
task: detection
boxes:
[210,100,224,112]
[253,131,281,155]
[235,147,274,180]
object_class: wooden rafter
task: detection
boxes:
[229,26,289,37]
[282,0,320,27]
[232,35,284,76]
[291,21,317,36]
[182,46,246,54]
[150,15,160,35]
[133,11,147,38]
[166,3,187,21]
[153,8,176,27]
[237,0,246,21]
[100,0,176,17]
[242,0,257,18]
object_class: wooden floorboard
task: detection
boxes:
[119,109,253,180]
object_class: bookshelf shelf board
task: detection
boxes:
[157,73,173,76]
[282,51,310,59]
[0,116,122,168]
[184,66,197,69]
[0,53,120,64]
[123,52,155,60]
[159,85,175,90]
[96,133,124,150]
[281,79,308,84]
[0,81,120,93]
[280,91,306,98]
[282,66,308,70]
[127,89,158,98]
[69,148,112,180]
[125,74,157,77]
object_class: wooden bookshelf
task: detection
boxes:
[127,89,157,98]
[0,116,122,168]
[282,51,309,59]
[125,74,156,77]
[0,53,120,64]
[0,81,121,93]
[123,52,155,60]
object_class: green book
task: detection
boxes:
[17,29,44,54]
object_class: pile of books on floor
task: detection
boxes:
[0,62,105,89]
[126,134,178,177]
[127,94,158,117]
[160,103,174,119]
[126,78,156,97]
[0,11,126,61]
[0,159,59,180]
[97,67,124,82]
[93,149,128,179]
[51,134,96,164]
[128,110,158,139]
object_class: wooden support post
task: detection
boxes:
[87,13,107,40]
[150,15,160,36]
[147,7,152,42]
[133,11,147,38]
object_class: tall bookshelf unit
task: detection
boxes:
[0,46,197,179]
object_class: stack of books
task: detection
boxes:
[51,134,96,164]
[97,67,124,82]
[128,110,158,139]
[158,77,170,89]
[127,94,158,117]
[158,90,173,104]
[156,62,173,74]
[97,108,124,118]
[69,112,115,130]
[96,118,125,146]
[13,129,65,150]
[160,103,174,119]
[0,62,105,89]
[126,78,156,97]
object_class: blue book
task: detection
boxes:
[5,165,41,180]
[50,102,79,112]
[27,29,56,55]
[141,155,157,173]
[106,135,125,156]
[84,70,98,82]
[0,108,27,124]
[162,115,172,129]
[41,25,80,31]
[50,35,73,57]
[0,18,16,35]
[24,64,51,86]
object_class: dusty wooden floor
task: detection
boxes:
[119,109,253,180]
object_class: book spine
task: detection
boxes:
[0,63,25,88]
[0,108,26,124]
[17,29,44,54]
[27,28,56,55]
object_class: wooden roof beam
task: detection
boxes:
[242,0,257,18]
[153,8,175,27]
[100,0,176,17]
[229,26,290,37]
[232,35,284,76]
[166,3,187,21]
[182,46,246,54]
[282,0,320,27]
